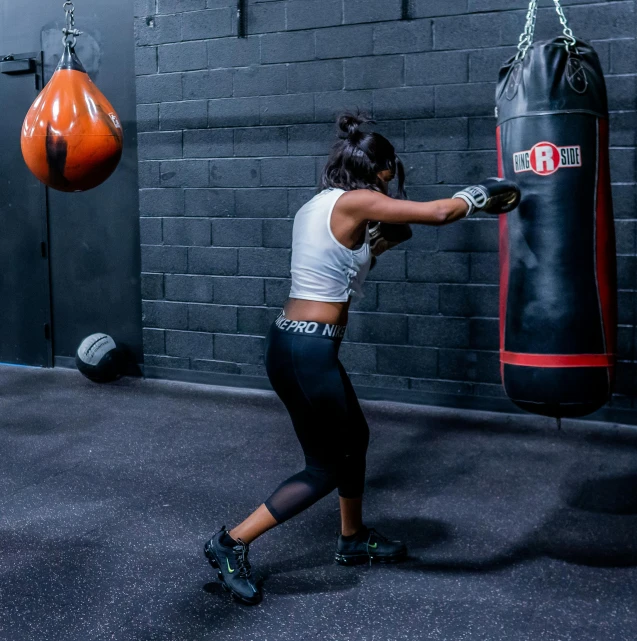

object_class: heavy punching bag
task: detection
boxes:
[496,0,617,418]
[21,2,123,192]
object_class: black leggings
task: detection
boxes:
[263,314,370,524]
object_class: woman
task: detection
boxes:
[204,113,520,605]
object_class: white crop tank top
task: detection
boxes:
[289,188,372,302]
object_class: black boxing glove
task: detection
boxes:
[368,222,413,257]
[453,177,521,216]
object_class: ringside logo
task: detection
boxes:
[513,142,582,176]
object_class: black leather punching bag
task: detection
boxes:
[496,23,617,418]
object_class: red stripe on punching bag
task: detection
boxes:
[500,352,615,368]
[595,118,617,385]
[496,125,509,382]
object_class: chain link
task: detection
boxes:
[553,0,577,48]
[62,1,83,48]
[516,0,538,60]
[516,0,577,60]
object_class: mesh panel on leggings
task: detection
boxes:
[264,466,338,523]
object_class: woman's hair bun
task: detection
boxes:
[337,111,373,141]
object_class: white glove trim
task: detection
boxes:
[453,186,489,217]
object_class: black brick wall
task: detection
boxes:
[134,0,637,409]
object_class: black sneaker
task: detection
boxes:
[335,526,407,565]
[204,527,262,605]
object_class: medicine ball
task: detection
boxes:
[76,333,121,383]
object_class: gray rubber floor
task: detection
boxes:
[0,365,636,641]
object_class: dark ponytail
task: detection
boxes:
[319,111,407,199]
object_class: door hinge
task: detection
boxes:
[44,324,51,340]
[41,241,47,258]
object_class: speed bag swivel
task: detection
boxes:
[496,37,617,419]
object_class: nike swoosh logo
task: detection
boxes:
[226,559,235,574]
[369,542,378,549]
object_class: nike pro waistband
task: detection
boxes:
[273,312,346,341]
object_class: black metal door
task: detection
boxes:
[0,52,52,367]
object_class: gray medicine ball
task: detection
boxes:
[76,333,121,383]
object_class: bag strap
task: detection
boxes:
[516,0,577,60]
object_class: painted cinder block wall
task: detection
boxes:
[133,0,637,411]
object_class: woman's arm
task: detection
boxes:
[337,190,469,226]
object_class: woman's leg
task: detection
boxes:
[223,330,341,542]
[228,462,342,544]
[340,496,363,537]
[335,361,370,535]
[331,363,407,564]
[260,330,374,527]
[229,504,278,544]
[225,330,370,541]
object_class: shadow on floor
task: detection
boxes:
[400,471,637,573]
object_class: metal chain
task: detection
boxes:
[516,0,577,60]
[62,1,83,47]
[515,0,538,60]
[553,0,577,49]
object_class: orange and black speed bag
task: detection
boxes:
[496,38,617,418]
[21,44,123,192]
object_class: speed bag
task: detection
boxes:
[496,37,617,419]
[21,43,123,192]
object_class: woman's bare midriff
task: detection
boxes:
[283,298,350,325]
